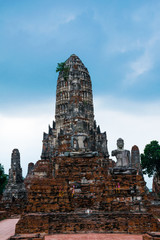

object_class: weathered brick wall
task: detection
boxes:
[0,211,8,221]
[15,156,160,235]
[15,213,49,234]
[25,157,149,213]
[149,204,160,218]
[16,212,159,234]
[0,199,26,217]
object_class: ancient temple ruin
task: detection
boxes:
[3,149,26,202]
[12,55,159,239]
[41,54,109,159]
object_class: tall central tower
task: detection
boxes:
[55,54,94,131]
[41,54,109,158]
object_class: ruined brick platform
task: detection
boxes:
[15,212,159,235]
[0,199,27,218]
[25,157,148,213]
[14,156,160,236]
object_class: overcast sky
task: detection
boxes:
[1,0,160,189]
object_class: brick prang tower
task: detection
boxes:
[3,149,26,202]
[41,54,109,158]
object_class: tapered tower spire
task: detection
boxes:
[55,54,94,131]
[41,54,109,158]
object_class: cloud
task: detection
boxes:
[123,4,160,85]
[0,100,55,177]
[91,2,160,88]
[124,34,160,85]
[3,6,78,39]
[94,96,160,152]
[126,52,152,84]
[18,13,76,36]
[94,95,160,117]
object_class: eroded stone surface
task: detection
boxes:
[131,145,142,174]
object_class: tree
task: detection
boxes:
[56,62,66,73]
[0,164,8,195]
[56,62,69,81]
[141,140,160,177]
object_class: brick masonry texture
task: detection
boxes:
[15,156,160,235]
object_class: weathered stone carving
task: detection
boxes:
[112,138,130,167]
[111,138,137,174]
[2,149,26,202]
